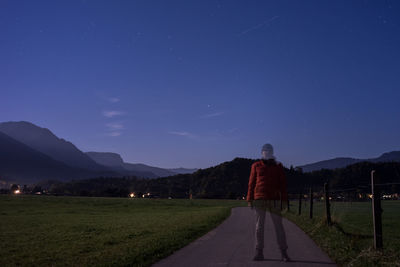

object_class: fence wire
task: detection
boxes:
[288,179,400,245]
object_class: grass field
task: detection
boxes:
[0,195,246,267]
[2,195,399,267]
[282,200,400,267]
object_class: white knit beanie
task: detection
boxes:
[261,143,273,153]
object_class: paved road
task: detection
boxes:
[153,207,336,267]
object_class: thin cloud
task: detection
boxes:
[105,122,124,137]
[108,97,120,103]
[239,16,280,36]
[227,127,239,133]
[103,110,125,118]
[168,131,197,139]
[168,131,191,136]
[199,111,225,119]
[106,132,122,137]
[106,122,124,130]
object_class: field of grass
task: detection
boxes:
[2,195,399,267]
[282,200,400,266]
[0,195,246,267]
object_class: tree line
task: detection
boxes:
[22,158,400,198]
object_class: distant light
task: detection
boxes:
[129,193,135,198]
[142,194,145,198]
[14,190,20,194]
[147,192,150,196]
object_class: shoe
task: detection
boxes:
[253,249,264,261]
[281,250,290,262]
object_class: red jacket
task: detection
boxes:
[246,159,288,202]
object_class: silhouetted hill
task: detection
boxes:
[297,151,400,172]
[86,151,125,166]
[0,131,90,184]
[305,161,400,191]
[86,152,157,178]
[46,157,400,198]
[0,121,197,184]
[0,121,108,171]
[48,157,257,198]
[167,167,198,174]
[122,163,176,178]
[85,151,197,178]
[48,157,294,198]
[370,151,400,163]
[298,157,361,172]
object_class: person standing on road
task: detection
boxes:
[246,143,289,261]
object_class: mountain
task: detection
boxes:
[48,157,257,198]
[47,157,400,198]
[85,151,197,178]
[370,151,400,163]
[0,120,199,184]
[0,131,90,184]
[122,163,176,177]
[297,151,400,172]
[0,121,107,171]
[85,152,125,167]
[167,167,198,174]
[85,152,157,178]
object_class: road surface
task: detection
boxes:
[153,207,336,267]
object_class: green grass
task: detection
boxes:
[2,195,399,267]
[282,200,400,267]
[0,195,246,267]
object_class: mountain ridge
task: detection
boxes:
[0,121,197,184]
[297,151,400,172]
[0,121,106,171]
[0,131,118,184]
[85,151,198,177]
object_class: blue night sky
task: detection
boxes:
[1,1,399,169]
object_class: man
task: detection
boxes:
[246,143,289,261]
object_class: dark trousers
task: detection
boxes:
[253,199,288,252]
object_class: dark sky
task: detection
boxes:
[1,0,399,169]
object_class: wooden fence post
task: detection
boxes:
[324,182,332,226]
[298,191,302,215]
[371,170,383,249]
[309,187,313,219]
[304,193,307,208]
